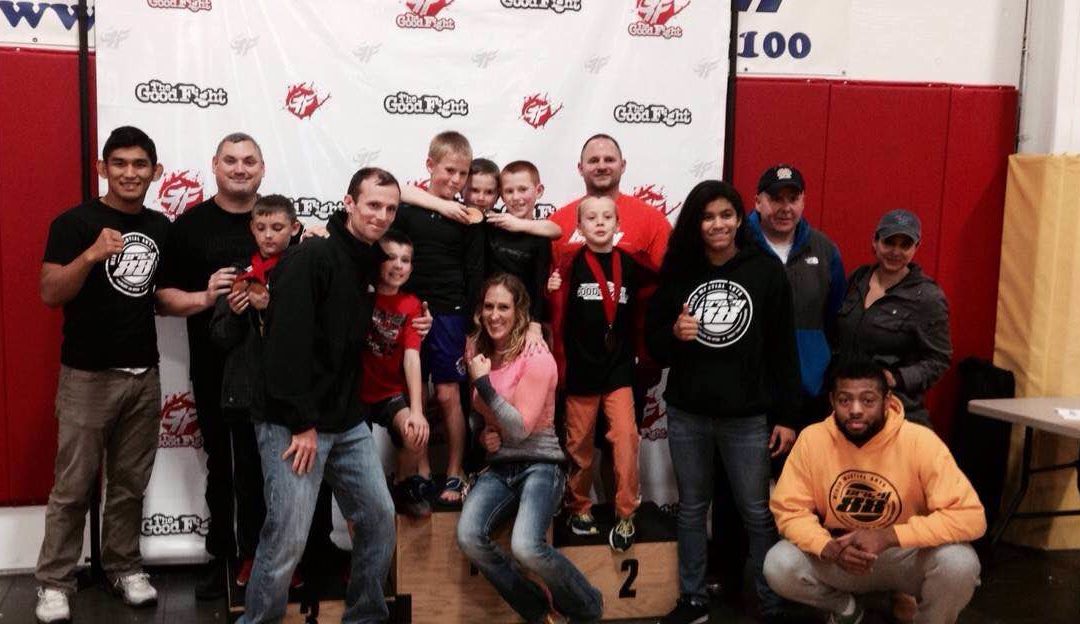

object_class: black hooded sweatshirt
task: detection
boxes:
[256,211,383,433]
[645,245,801,426]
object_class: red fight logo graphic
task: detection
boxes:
[157,170,204,221]
[520,93,564,129]
[285,82,331,120]
[397,0,456,31]
[158,392,202,449]
[633,184,683,218]
[629,0,689,38]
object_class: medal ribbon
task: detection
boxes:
[236,252,280,285]
[583,249,622,330]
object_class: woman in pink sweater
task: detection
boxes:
[456,274,602,624]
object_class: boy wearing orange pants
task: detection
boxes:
[548,196,641,551]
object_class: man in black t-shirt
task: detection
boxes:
[35,127,169,623]
[155,132,289,599]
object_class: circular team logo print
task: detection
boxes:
[106,232,160,297]
[828,470,902,529]
[686,280,752,348]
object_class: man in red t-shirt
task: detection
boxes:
[548,135,671,378]
[548,134,671,272]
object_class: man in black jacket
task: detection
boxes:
[238,168,411,624]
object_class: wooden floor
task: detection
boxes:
[0,544,1077,623]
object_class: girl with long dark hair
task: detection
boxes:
[646,180,801,623]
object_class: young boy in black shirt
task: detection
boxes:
[208,194,300,585]
[486,160,552,349]
[35,126,169,623]
[548,196,642,552]
[389,131,483,506]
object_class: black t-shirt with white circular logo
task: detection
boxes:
[43,199,170,370]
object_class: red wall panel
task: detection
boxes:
[0,49,93,504]
[820,82,952,275]
[930,86,1019,435]
[732,78,831,225]
[732,78,1016,436]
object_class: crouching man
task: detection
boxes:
[764,360,985,624]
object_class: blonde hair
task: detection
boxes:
[428,130,473,163]
[470,274,532,363]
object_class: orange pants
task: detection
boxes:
[564,387,641,520]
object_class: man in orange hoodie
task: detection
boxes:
[764,360,985,624]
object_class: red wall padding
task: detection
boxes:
[733,78,1018,434]
[0,48,95,504]
[0,64,1017,504]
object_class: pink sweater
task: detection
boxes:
[471,350,565,463]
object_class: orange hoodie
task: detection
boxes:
[770,396,986,557]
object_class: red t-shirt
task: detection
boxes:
[548,193,672,272]
[359,292,423,404]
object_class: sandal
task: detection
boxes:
[435,476,465,508]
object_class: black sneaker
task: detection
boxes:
[659,596,709,624]
[567,512,600,536]
[393,475,433,518]
[194,558,226,601]
[609,516,636,552]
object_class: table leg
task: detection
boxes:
[991,426,1033,545]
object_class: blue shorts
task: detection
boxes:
[421,313,468,384]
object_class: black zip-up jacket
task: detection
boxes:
[256,212,382,433]
[645,246,801,426]
[209,291,265,415]
[833,263,951,423]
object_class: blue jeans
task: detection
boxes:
[666,406,782,614]
[456,462,603,623]
[239,422,395,624]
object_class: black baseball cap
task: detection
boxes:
[757,164,805,195]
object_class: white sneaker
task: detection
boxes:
[34,587,70,623]
[112,571,158,607]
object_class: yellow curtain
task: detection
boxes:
[994,154,1080,549]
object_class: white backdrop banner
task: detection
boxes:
[95,0,730,562]
[735,0,850,76]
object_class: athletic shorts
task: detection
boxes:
[421,313,468,384]
[368,393,409,449]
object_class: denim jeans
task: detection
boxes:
[456,462,603,623]
[239,422,395,624]
[667,406,782,614]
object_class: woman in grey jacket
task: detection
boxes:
[833,209,952,426]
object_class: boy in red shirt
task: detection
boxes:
[359,230,431,517]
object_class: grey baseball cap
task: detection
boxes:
[875,209,921,243]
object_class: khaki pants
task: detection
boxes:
[564,387,641,519]
[35,366,161,592]
[764,540,981,624]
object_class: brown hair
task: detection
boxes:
[470,273,532,363]
[252,194,297,222]
[346,167,400,201]
[500,160,541,186]
[428,130,473,163]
